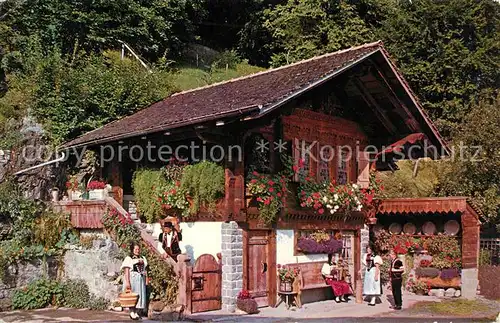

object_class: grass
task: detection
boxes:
[171,63,265,91]
[410,298,498,318]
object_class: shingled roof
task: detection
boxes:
[62,41,386,148]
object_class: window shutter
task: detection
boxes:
[357,151,371,188]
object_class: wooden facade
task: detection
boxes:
[58,42,482,311]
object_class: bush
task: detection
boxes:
[12,279,63,310]
[132,169,168,223]
[479,249,492,266]
[415,267,440,278]
[479,265,500,300]
[34,210,75,248]
[180,160,225,215]
[88,295,110,310]
[142,241,178,305]
[61,279,91,308]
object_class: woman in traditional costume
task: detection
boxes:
[121,242,148,320]
[362,246,383,306]
[321,254,352,303]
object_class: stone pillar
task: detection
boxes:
[221,222,243,312]
[461,268,478,299]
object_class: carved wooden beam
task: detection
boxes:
[351,79,398,135]
[368,60,422,133]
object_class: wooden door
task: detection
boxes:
[245,230,276,307]
[191,254,222,313]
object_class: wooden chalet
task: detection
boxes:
[60,41,480,312]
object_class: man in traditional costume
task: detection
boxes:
[159,221,182,262]
[390,249,405,310]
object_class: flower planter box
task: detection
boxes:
[89,189,106,200]
[419,276,461,288]
[69,190,83,200]
[296,237,343,254]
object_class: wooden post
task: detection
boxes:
[354,229,362,303]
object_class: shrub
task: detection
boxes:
[33,210,75,249]
[180,161,225,215]
[142,241,178,304]
[415,267,440,278]
[132,169,168,223]
[61,279,91,308]
[479,249,492,266]
[88,295,110,310]
[12,279,63,310]
[479,265,500,300]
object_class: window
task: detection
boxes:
[337,149,349,184]
[318,145,332,182]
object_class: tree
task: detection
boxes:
[0,40,177,144]
[437,91,500,230]
[262,0,392,66]
[378,0,500,137]
[0,0,194,62]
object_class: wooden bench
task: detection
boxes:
[285,261,354,307]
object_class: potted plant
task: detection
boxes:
[236,290,258,314]
[50,187,59,202]
[87,180,108,200]
[277,265,299,292]
[407,276,429,295]
[66,176,83,200]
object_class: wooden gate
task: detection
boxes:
[191,254,222,313]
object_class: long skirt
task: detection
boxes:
[123,272,147,309]
[325,278,352,296]
[363,267,381,296]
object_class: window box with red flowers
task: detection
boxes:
[87,180,109,200]
[246,171,290,225]
[294,161,382,217]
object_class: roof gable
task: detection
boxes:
[62,41,383,148]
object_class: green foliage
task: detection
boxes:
[12,278,63,310]
[33,210,75,249]
[3,46,176,144]
[101,208,140,247]
[263,0,385,66]
[479,249,492,266]
[379,159,451,198]
[88,295,110,310]
[437,92,500,230]
[132,169,168,223]
[61,279,91,309]
[0,0,194,62]
[142,242,178,305]
[378,0,500,136]
[180,160,225,215]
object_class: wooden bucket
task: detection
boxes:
[119,289,139,308]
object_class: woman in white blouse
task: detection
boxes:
[362,246,383,306]
[121,242,148,320]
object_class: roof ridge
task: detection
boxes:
[170,40,383,98]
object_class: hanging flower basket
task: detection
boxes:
[297,236,343,254]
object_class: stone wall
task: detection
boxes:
[63,239,122,302]
[0,257,59,311]
[221,221,243,312]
